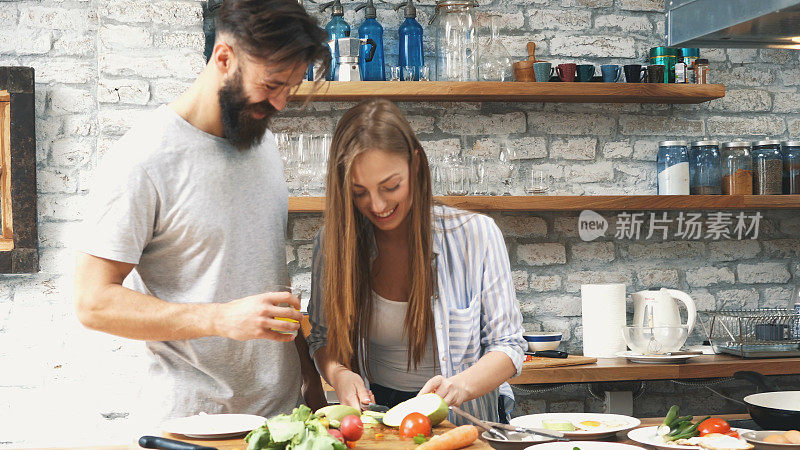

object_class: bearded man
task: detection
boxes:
[74,0,329,423]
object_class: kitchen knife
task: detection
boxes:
[529,350,569,358]
[366,403,389,413]
[138,436,217,450]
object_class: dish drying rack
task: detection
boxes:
[698,308,800,358]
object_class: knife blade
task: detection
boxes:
[138,436,217,450]
[366,403,389,413]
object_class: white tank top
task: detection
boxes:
[367,291,440,392]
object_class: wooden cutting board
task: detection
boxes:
[163,421,490,450]
[523,354,597,368]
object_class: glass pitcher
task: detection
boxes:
[479,15,512,81]
[431,0,479,81]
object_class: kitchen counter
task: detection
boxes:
[511,354,800,385]
[23,415,753,450]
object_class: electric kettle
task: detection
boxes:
[631,288,696,333]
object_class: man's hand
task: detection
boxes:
[331,368,374,410]
[215,292,302,341]
[419,375,472,407]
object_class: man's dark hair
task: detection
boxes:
[216,0,330,80]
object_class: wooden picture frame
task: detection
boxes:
[0,67,38,273]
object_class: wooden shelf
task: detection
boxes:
[288,195,800,213]
[289,81,725,104]
[510,354,800,384]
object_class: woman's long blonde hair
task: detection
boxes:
[323,98,434,372]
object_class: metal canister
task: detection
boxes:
[681,48,700,69]
[649,47,679,83]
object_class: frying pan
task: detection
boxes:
[734,371,800,430]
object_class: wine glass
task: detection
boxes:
[498,140,518,195]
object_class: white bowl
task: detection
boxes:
[621,326,688,355]
[523,332,562,352]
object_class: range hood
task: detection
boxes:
[666,0,800,49]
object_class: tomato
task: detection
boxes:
[328,429,345,443]
[698,418,731,436]
[340,415,364,442]
[725,430,740,439]
[399,412,432,439]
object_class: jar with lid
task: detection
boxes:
[752,140,783,195]
[694,58,710,84]
[431,0,479,81]
[782,141,800,194]
[689,140,721,194]
[657,141,689,195]
[720,141,753,195]
[649,47,679,83]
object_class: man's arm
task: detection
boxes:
[294,332,327,411]
[74,252,301,341]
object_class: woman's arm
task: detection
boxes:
[307,230,374,409]
[421,215,526,406]
[419,351,515,406]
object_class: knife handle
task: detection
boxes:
[533,350,568,358]
[138,436,217,450]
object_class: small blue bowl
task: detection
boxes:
[523,332,562,351]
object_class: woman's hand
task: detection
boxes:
[419,375,473,407]
[331,368,375,410]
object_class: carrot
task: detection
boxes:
[417,425,479,450]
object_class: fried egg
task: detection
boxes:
[572,420,625,431]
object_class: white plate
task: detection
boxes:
[627,426,753,450]
[525,441,645,450]
[510,413,641,440]
[616,351,703,364]
[162,413,266,439]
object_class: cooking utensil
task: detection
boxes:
[367,403,389,413]
[448,406,509,441]
[139,436,217,450]
[449,405,567,441]
[632,288,697,332]
[735,371,800,430]
[530,350,569,358]
[622,325,690,355]
[513,42,539,82]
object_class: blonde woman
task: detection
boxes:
[306,99,525,424]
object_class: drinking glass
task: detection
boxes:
[295,133,314,195]
[790,284,800,339]
[419,65,430,81]
[270,284,302,337]
[388,66,401,81]
[447,161,468,196]
[403,65,416,81]
[469,156,488,195]
[498,141,518,195]
[527,169,550,194]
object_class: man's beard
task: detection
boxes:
[218,69,278,151]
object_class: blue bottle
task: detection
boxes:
[355,0,385,81]
[320,0,350,81]
[395,0,423,81]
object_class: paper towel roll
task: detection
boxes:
[581,283,627,358]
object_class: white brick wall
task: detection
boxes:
[3,0,800,445]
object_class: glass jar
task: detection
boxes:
[720,141,753,195]
[478,15,512,81]
[431,0,479,81]
[657,140,690,195]
[752,139,783,195]
[782,141,800,194]
[694,58,710,84]
[689,140,721,195]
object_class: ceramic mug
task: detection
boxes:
[601,64,621,82]
[576,64,595,82]
[556,63,577,82]
[646,64,666,83]
[623,64,645,83]
[533,62,553,82]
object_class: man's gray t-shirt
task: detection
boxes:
[80,105,302,421]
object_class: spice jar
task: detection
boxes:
[694,58,710,84]
[657,140,690,195]
[689,140,721,194]
[720,141,753,195]
[782,141,800,194]
[752,139,783,195]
